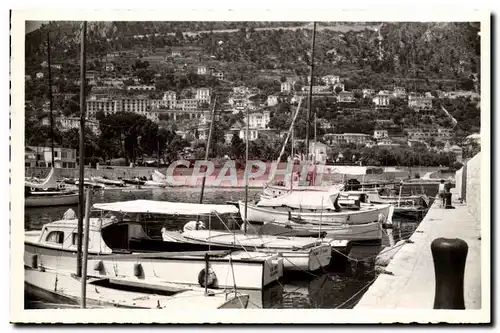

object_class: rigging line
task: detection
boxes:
[334,277,377,309]
[244,297,263,309]
[211,211,259,254]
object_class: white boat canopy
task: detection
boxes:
[92,199,239,215]
[256,190,340,210]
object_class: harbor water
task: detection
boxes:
[24,184,438,309]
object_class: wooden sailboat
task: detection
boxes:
[25,169,79,207]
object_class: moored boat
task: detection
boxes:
[122,178,146,186]
[25,191,79,207]
[166,229,333,272]
[25,168,79,207]
[344,189,429,221]
[238,190,391,243]
[91,176,125,187]
[25,201,284,290]
[25,267,249,309]
[91,199,331,273]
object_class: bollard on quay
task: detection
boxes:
[431,238,468,309]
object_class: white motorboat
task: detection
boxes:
[25,201,284,290]
[25,267,249,309]
[91,200,331,273]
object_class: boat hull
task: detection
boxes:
[24,242,281,290]
[263,220,383,243]
[25,268,249,310]
[25,193,79,207]
[239,201,391,226]
[173,230,333,272]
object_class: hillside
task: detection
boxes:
[26,21,480,90]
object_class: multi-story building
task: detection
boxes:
[233,86,250,95]
[25,146,77,168]
[126,85,156,91]
[228,94,248,113]
[373,92,390,108]
[120,96,150,114]
[302,86,332,95]
[245,110,271,129]
[405,126,453,142]
[197,66,207,75]
[179,98,200,111]
[196,88,211,103]
[52,116,101,135]
[267,95,279,107]
[373,129,389,139]
[309,141,328,162]
[362,89,375,98]
[392,86,407,98]
[162,91,177,109]
[86,96,120,117]
[323,133,371,146]
[408,95,433,111]
[212,70,224,80]
[337,91,355,103]
[321,75,340,85]
[378,138,401,148]
[444,91,480,100]
[99,78,124,88]
[281,82,292,93]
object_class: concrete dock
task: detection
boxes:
[355,191,481,310]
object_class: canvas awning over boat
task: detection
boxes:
[256,190,340,210]
[92,200,239,215]
[25,168,59,190]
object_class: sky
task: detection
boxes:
[25,21,46,34]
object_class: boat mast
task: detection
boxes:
[80,188,92,308]
[199,96,217,204]
[290,124,294,192]
[76,21,87,278]
[305,22,316,161]
[244,106,249,234]
[47,23,55,168]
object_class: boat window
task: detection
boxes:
[45,231,64,244]
[72,233,80,246]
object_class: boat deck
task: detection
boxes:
[25,268,244,309]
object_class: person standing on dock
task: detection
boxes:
[438,180,446,208]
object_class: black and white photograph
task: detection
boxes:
[9,8,491,324]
